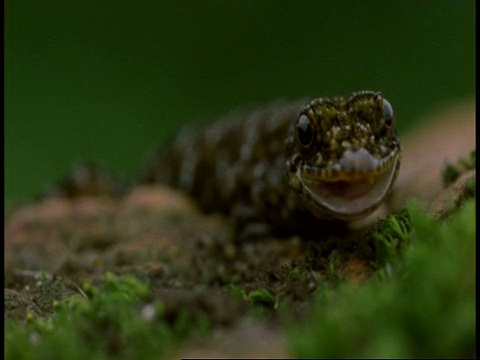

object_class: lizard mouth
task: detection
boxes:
[299,148,399,219]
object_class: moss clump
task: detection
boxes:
[248,288,275,306]
[364,208,411,269]
[287,199,475,358]
[5,273,210,360]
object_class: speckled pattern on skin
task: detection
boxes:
[139,91,401,237]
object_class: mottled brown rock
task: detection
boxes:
[5,186,223,280]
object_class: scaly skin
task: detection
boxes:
[139,91,401,236]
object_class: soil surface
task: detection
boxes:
[4,99,475,357]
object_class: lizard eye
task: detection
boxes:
[383,99,395,128]
[296,114,315,148]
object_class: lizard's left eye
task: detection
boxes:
[383,99,395,128]
[296,114,315,148]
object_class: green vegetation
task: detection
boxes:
[287,199,475,358]
[363,208,411,273]
[247,288,276,306]
[5,273,210,360]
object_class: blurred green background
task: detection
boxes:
[5,0,475,203]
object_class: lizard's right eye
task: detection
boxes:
[382,99,395,129]
[296,114,315,148]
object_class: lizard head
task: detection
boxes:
[285,91,401,220]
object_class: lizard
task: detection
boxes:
[138,90,401,237]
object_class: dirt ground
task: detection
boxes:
[4,98,475,357]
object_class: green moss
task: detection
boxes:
[229,283,247,300]
[287,199,475,358]
[323,209,412,283]
[248,288,275,306]
[364,208,412,268]
[5,273,210,360]
[288,267,302,280]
